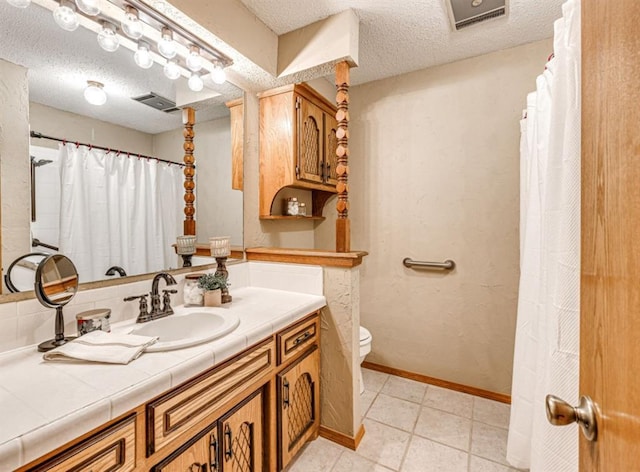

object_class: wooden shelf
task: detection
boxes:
[260,215,325,221]
[246,247,368,268]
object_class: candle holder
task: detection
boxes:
[209,236,230,258]
[176,235,196,267]
[215,257,232,303]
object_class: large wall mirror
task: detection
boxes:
[0,0,244,295]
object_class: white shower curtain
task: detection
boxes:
[58,143,183,282]
[507,1,581,470]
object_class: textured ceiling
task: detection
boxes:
[0,1,241,134]
[238,0,565,85]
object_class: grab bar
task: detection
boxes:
[403,258,456,270]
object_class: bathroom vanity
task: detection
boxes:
[1,282,325,472]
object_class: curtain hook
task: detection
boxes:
[138,154,141,160]
[62,139,67,145]
[75,141,80,148]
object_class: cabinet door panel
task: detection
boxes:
[152,423,217,472]
[324,112,339,187]
[278,346,320,470]
[296,96,325,184]
[221,390,264,472]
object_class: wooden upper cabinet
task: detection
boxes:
[259,83,338,218]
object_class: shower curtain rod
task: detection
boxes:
[30,131,187,168]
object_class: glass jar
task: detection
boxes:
[285,197,299,216]
[298,202,307,216]
[184,273,205,306]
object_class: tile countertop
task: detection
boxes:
[0,286,326,470]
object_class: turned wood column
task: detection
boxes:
[335,61,351,252]
[183,107,196,236]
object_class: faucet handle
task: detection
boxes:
[124,294,150,322]
[161,289,177,315]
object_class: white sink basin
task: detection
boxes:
[130,309,240,352]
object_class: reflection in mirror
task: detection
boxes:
[34,254,79,351]
[0,0,244,293]
[4,252,48,293]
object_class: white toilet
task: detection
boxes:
[359,326,373,394]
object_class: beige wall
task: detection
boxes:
[153,116,243,247]
[0,59,31,277]
[29,102,153,155]
[342,39,552,394]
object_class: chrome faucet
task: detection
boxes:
[125,272,177,323]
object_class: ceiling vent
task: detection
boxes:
[131,92,180,113]
[448,0,507,30]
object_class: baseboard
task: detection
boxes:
[319,423,366,450]
[362,361,511,404]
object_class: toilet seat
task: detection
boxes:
[360,326,371,345]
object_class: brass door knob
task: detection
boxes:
[545,394,597,441]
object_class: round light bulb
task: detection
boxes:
[121,6,143,39]
[134,42,153,69]
[53,0,80,32]
[157,28,177,59]
[188,72,203,92]
[97,22,119,52]
[163,60,180,80]
[84,81,107,106]
[7,0,31,8]
[186,46,203,72]
[211,64,226,85]
[75,0,99,16]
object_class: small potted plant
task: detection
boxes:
[197,273,227,307]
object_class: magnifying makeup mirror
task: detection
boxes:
[4,252,49,293]
[34,254,79,352]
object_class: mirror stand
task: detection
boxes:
[37,306,76,352]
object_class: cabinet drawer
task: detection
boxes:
[277,313,319,365]
[147,339,275,455]
[28,414,136,472]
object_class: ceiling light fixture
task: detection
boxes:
[471,0,483,6]
[6,0,31,8]
[84,80,107,105]
[97,21,119,52]
[134,41,153,69]
[157,27,177,59]
[163,59,180,80]
[121,4,143,39]
[75,0,99,16]
[188,72,203,92]
[186,45,203,72]
[53,0,80,31]
[211,63,226,85]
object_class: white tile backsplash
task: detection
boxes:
[0,261,323,354]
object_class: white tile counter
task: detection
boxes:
[0,262,326,470]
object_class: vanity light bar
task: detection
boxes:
[119,0,233,68]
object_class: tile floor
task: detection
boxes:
[288,368,524,472]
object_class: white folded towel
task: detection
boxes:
[42,331,159,364]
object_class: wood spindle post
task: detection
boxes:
[335,61,351,252]
[183,107,196,236]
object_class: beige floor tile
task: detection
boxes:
[362,368,389,393]
[414,406,472,451]
[470,422,509,466]
[469,455,520,471]
[424,385,474,418]
[288,436,344,472]
[356,418,411,470]
[332,449,394,471]
[360,389,377,419]
[367,393,421,432]
[400,435,468,472]
[473,398,511,429]
[381,376,427,404]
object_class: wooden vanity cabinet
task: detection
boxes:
[259,84,338,218]
[19,312,321,472]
